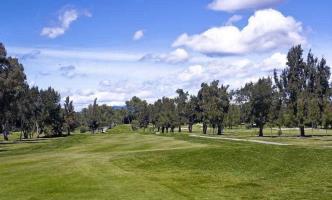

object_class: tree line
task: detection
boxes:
[115,45,332,137]
[1,42,331,139]
[0,43,78,140]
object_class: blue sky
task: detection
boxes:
[1,0,332,109]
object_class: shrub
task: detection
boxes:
[80,126,88,133]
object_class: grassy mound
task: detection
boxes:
[107,124,133,134]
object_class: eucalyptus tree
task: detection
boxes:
[249,78,273,137]
[197,81,229,134]
[16,85,35,139]
[275,45,331,136]
[30,86,43,137]
[185,95,199,133]
[0,43,27,140]
[88,98,99,134]
[175,89,189,132]
[126,96,150,130]
[197,83,210,134]
[99,104,114,127]
[137,100,150,131]
[126,96,144,123]
[151,99,163,132]
[64,96,77,135]
[40,87,63,137]
[225,104,241,129]
[159,97,177,133]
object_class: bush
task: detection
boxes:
[80,126,88,133]
[131,120,139,131]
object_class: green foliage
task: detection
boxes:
[79,126,88,133]
[225,104,241,129]
[274,45,331,136]
[126,96,150,130]
[131,120,139,131]
[198,81,230,134]
[63,96,78,135]
[175,89,189,132]
[40,87,64,137]
[244,77,273,136]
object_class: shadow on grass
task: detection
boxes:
[0,136,70,145]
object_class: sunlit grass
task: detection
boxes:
[1,125,332,199]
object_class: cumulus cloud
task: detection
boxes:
[175,52,287,90]
[173,9,306,56]
[140,48,190,64]
[41,8,92,38]
[225,14,242,26]
[178,65,204,81]
[208,0,283,12]
[64,51,287,110]
[133,30,144,40]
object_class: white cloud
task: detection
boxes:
[41,8,91,38]
[133,30,144,40]
[208,0,283,12]
[173,9,306,56]
[176,52,287,89]
[225,15,242,26]
[178,65,204,81]
[140,48,190,64]
[9,46,142,62]
[261,52,287,71]
[61,51,287,110]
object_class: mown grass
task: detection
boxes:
[1,125,332,199]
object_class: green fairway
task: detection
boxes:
[1,126,332,200]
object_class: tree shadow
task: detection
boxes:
[0,139,48,145]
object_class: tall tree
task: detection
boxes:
[275,45,330,136]
[175,89,189,132]
[185,95,199,133]
[225,104,241,129]
[40,87,63,137]
[88,98,99,134]
[64,96,77,135]
[197,83,210,134]
[249,78,273,137]
[198,81,229,135]
[0,43,27,140]
[126,96,150,131]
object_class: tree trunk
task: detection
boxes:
[188,124,193,133]
[299,126,305,137]
[3,124,8,141]
[217,124,223,135]
[203,123,207,134]
[166,127,169,133]
[36,122,39,137]
[178,125,181,132]
[258,125,263,137]
[3,132,8,141]
[171,127,174,133]
[67,128,70,136]
[161,126,165,133]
